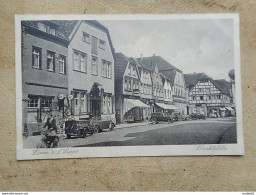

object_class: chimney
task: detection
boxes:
[140,54,143,62]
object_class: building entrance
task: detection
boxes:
[90,83,102,117]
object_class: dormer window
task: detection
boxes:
[38,23,47,32]
[38,23,56,36]
[99,39,105,50]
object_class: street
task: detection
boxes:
[23,117,237,148]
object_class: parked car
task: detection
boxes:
[190,113,206,120]
[182,115,191,121]
[208,113,218,118]
[91,117,115,133]
[65,116,115,139]
[150,112,174,124]
[65,119,95,139]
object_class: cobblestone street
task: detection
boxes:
[23,117,236,148]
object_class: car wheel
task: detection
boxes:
[82,128,87,138]
[109,123,115,131]
[94,125,100,134]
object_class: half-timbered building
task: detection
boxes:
[184,73,233,117]
[115,53,149,123]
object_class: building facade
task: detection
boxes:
[184,73,233,117]
[115,53,149,123]
[22,20,69,135]
[65,20,115,122]
[141,55,185,114]
[134,58,153,120]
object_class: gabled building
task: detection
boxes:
[115,53,149,123]
[21,20,70,135]
[62,20,116,121]
[184,73,233,117]
[140,55,186,114]
[132,58,153,120]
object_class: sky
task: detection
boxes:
[99,19,235,81]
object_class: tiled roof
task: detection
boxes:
[22,20,72,40]
[212,79,231,96]
[52,20,78,39]
[184,73,206,90]
[114,53,129,80]
[22,20,115,60]
[159,69,176,83]
[132,58,151,71]
[139,56,182,72]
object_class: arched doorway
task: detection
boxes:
[90,83,102,117]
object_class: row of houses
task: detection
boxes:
[21,20,235,135]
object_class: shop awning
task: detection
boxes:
[155,103,179,110]
[226,107,234,111]
[123,98,150,114]
[219,107,226,111]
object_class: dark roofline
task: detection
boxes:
[22,22,68,46]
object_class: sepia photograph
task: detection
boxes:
[16,14,244,160]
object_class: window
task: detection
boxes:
[102,60,111,78]
[80,93,87,113]
[128,65,131,75]
[99,39,105,49]
[32,47,41,69]
[91,36,98,55]
[133,82,135,90]
[28,95,39,108]
[217,95,221,99]
[107,96,111,113]
[91,56,98,75]
[128,81,131,90]
[38,23,56,36]
[209,96,211,100]
[82,32,90,43]
[38,23,46,32]
[133,67,136,76]
[192,96,196,101]
[47,26,56,36]
[73,50,87,72]
[74,92,80,115]
[200,96,204,100]
[47,51,55,72]
[141,84,144,93]
[59,55,66,74]
[125,80,128,90]
[41,96,53,108]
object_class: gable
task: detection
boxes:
[123,62,139,79]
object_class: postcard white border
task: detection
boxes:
[15,14,244,160]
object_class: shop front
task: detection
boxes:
[155,102,179,114]
[123,98,150,122]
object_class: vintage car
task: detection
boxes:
[190,113,206,120]
[65,116,115,139]
[91,117,115,133]
[150,112,174,124]
[65,119,95,139]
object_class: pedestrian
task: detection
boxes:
[44,114,57,135]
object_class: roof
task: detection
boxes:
[160,69,176,83]
[212,79,231,96]
[114,53,129,80]
[184,73,231,96]
[139,56,182,72]
[22,20,73,41]
[184,73,206,90]
[22,20,115,60]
